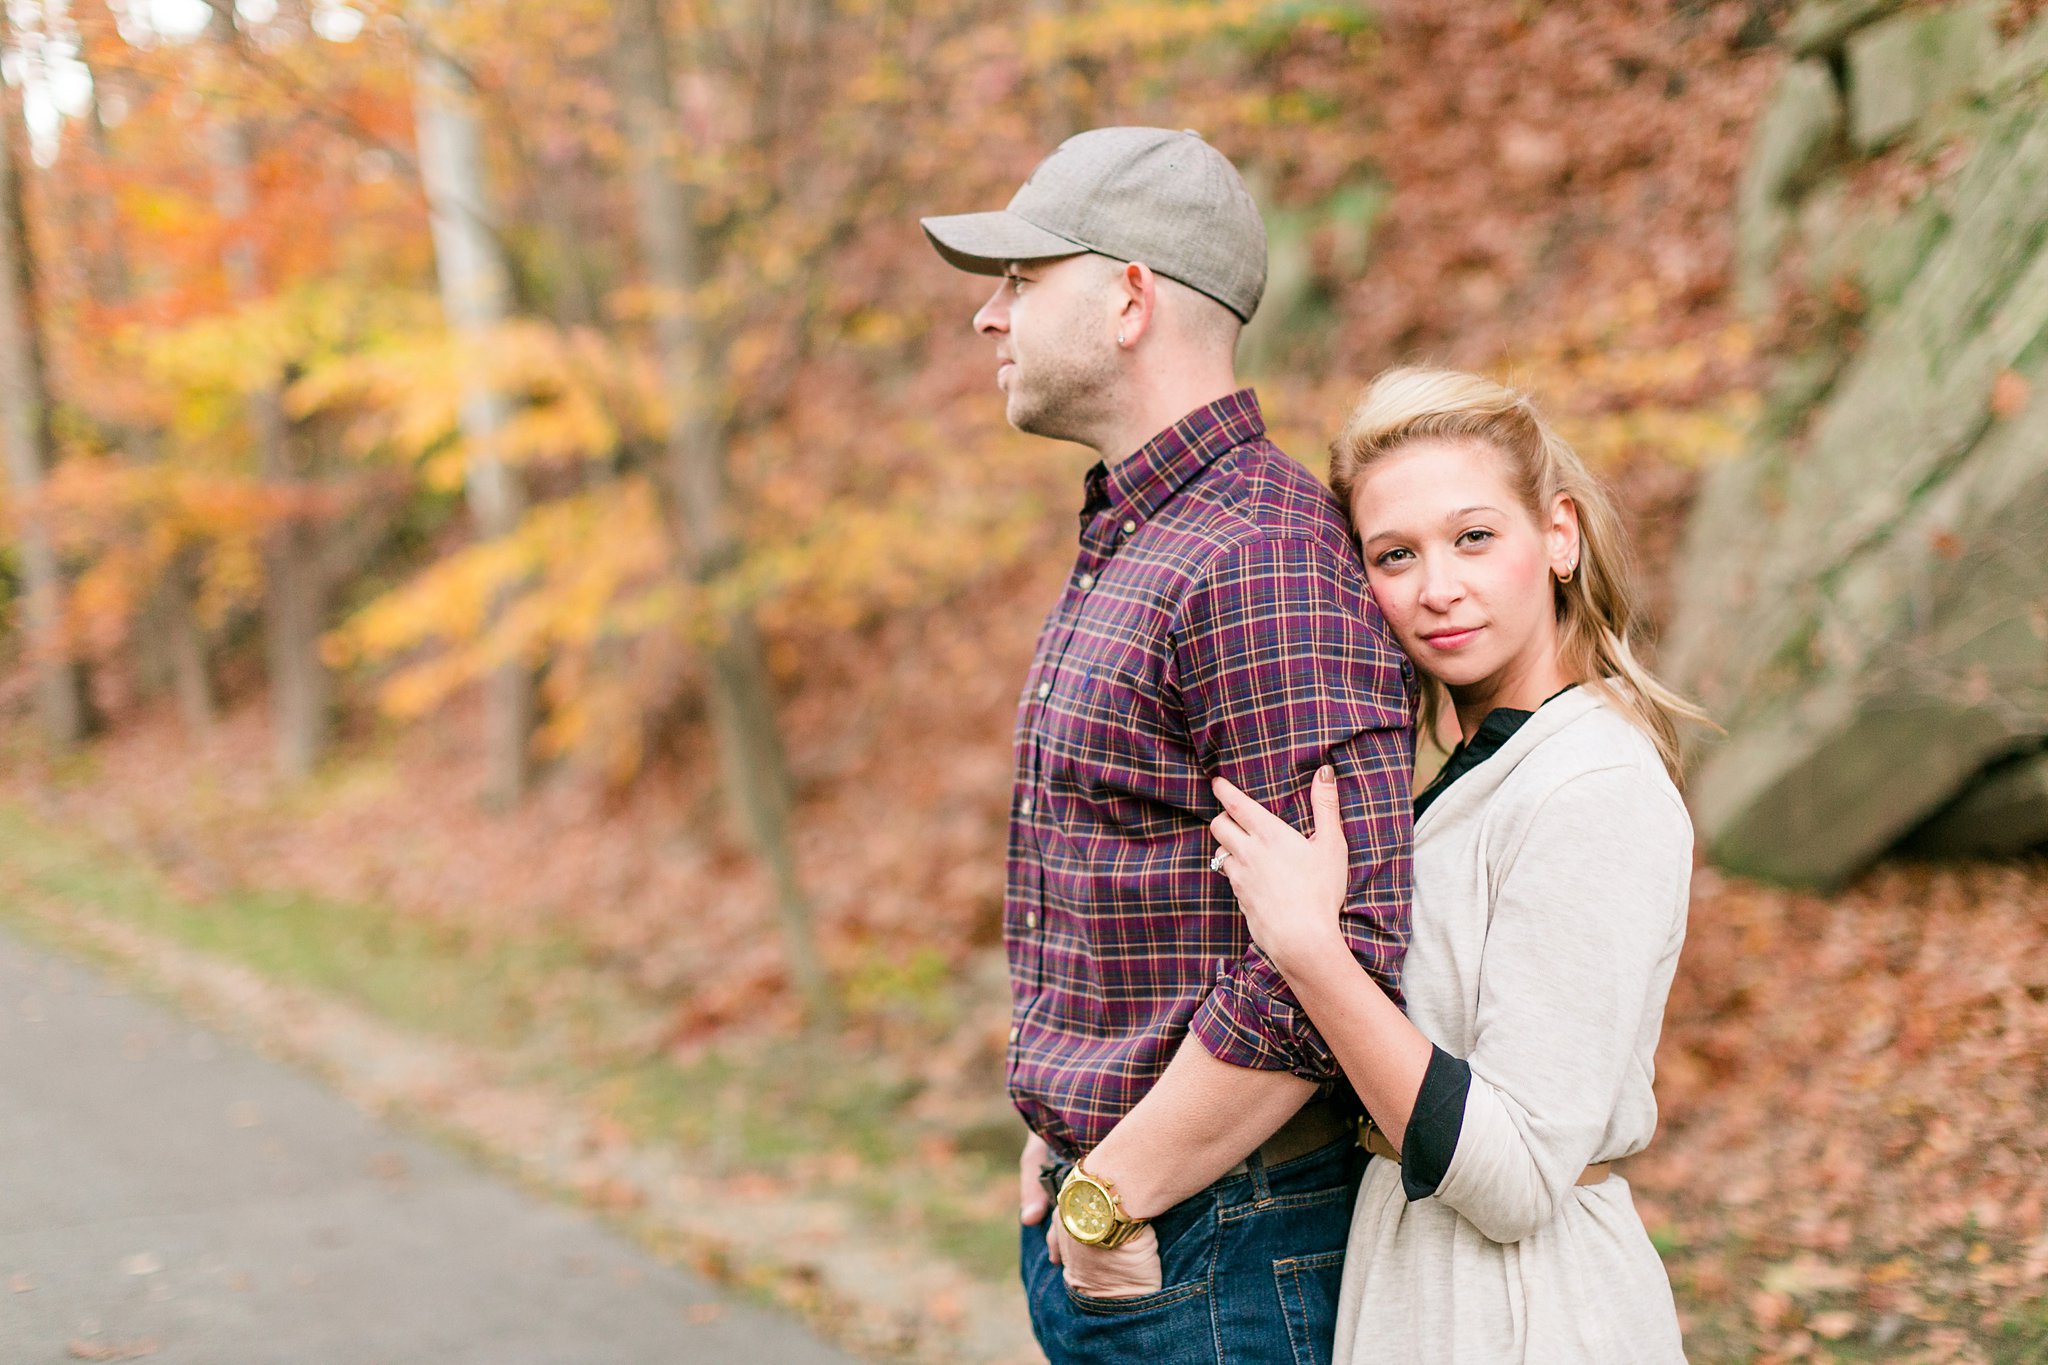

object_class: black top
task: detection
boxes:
[1398,685,1577,1200]
[1413,703,1540,820]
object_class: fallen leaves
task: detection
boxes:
[1761,1255,1860,1297]
[1809,1309,1858,1340]
[1635,861,2048,1361]
[573,1175,648,1214]
[1991,368,2031,418]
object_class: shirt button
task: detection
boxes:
[1019,796,1034,816]
[1121,518,1137,535]
[1026,911,1039,929]
[1037,681,1052,699]
[1008,1026,1021,1043]
[1077,572,1095,590]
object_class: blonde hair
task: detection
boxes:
[1329,367,1708,776]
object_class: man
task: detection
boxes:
[922,127,1414,1363]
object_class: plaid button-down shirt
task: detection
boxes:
[1006,389,1415,1155]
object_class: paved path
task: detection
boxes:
[0,925,864,1364]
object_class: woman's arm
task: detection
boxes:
[1426,767,1689,1242]
[1210,767,1433,1143]
[1213,760,1691,1241]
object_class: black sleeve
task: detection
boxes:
[1400,1044,1471,1201]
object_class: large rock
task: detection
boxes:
[1988,14,2048,94]
[1784,0,1903,57]
[1903,750,2048,857]
[1845,2,1998,151]
[1668,97,2048,887]
[1790,177,1949,310]
[1736,61,1845,313]
[1676,383,2048,882]
[1851,195,1948,310]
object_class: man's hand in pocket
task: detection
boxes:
[1049,1218,1164,1299]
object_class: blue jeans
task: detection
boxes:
[1021,1137,1365,1365]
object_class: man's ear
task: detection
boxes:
[1113,260,1158,348]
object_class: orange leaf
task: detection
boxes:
[1991,369,2030,418]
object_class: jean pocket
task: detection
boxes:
[1064,1277,1210,1316]
[1061,1195,1216,1316]
[1046,1274,1214,1364]
[1275,1248,1347,1365]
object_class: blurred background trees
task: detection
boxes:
[0,0,1462,1020]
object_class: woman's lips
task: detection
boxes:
[1421,626,1483,650]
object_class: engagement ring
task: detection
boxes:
[1209,848,1231,873]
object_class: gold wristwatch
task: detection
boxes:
[1056,1158,1150,1248]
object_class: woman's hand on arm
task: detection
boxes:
[1210,767,1435,1147]
[1210,765,1351,980]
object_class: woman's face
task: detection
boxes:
[1350,437,1578,703]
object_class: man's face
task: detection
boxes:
[972,254,1120,444]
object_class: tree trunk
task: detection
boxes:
[79,0,215,736]
[135,548,216,738]
[0,80,87,746]
[206,0,327,779]
[262,468,329,781]
[75,0,133,312]
[613,0,835,1025]
[161,551,216,735]
[411,0,533,806]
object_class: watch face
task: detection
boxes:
[1061,1180,1115,1242]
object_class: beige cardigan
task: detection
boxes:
[1332,688,1692,1364]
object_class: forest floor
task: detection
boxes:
[6,730,2048,1364]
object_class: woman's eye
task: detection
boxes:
[1456,528,1495,548]
[1373,547,1413,568]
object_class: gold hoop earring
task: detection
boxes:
[1557,563,1576,585]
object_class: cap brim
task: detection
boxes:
[920,210,1090,276]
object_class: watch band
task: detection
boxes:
[1039,1154,1074,1209]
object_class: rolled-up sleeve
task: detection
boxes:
[1174,535,1414,1080]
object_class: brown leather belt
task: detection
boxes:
[1223,1099,1355,1175]
[1038,1100,1357,1205]
[1359,1118,1612,1185]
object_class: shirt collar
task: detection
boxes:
[1078,389,1265,535]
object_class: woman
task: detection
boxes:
[1209,367,1702,1363]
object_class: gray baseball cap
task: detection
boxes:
[921,126,1268,323]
